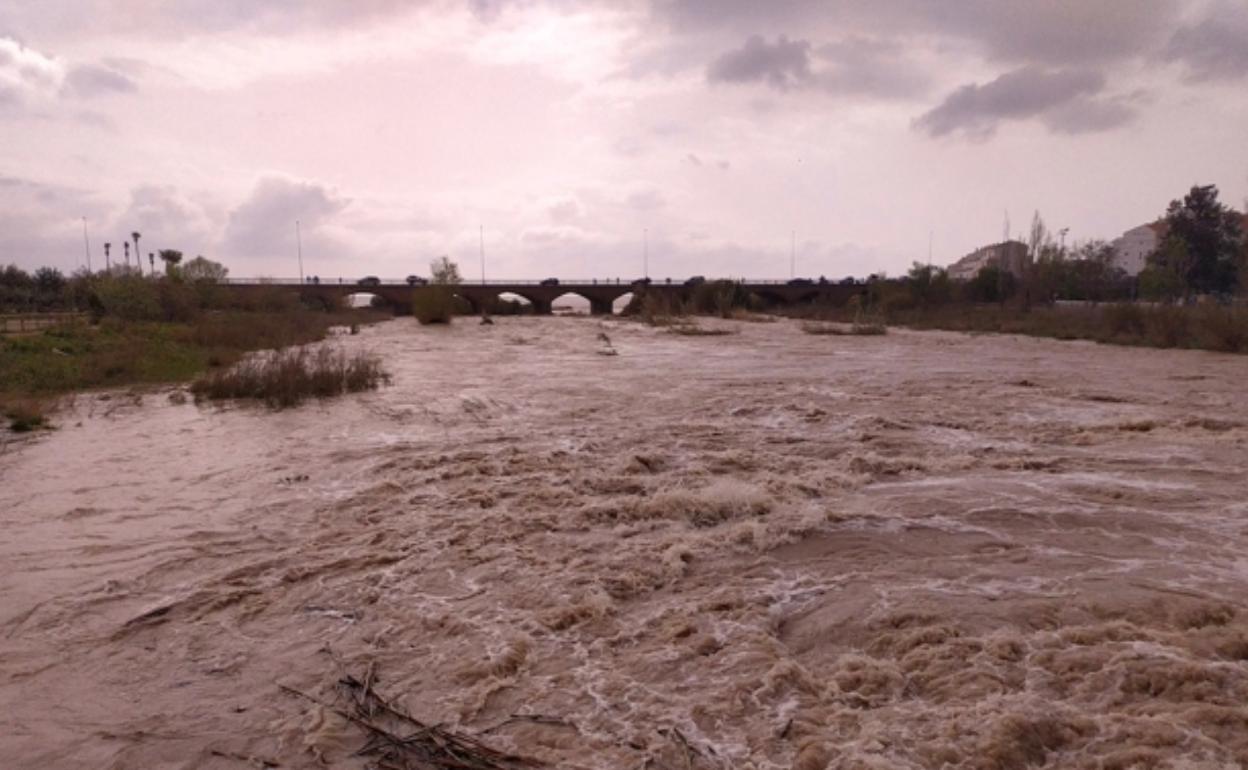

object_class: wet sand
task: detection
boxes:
[1,316,1247,769]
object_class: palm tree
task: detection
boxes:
[123,242,130,268]
[158,249,183,276]
[103,242,111,272]
[148,253,155,276]
[131,232,141,270]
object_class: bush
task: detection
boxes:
[413,286,456,324]
[690,280,753,317]
[91,275,162,321]
[1,396,49,432]
[1190,303,1248,352]
[191,346,390,408]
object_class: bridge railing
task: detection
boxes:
[221,278,822,287]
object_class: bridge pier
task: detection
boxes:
[589,298,613,315]
[530,298,553,315]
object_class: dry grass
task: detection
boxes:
[801,320,887,336]
[1,396,51,432]
[191,346,390,408]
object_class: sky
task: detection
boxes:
[2,0,1247,281]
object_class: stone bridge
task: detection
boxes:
[220,280,865,316]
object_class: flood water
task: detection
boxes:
[2,316,1247,769]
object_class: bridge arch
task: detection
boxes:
[551,291,592,314]
[611,292,636,314]
[494,292,533,315]
[346,291,383,309]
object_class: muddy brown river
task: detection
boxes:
[2,317,1247,769]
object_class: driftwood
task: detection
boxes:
[281,663,543,770]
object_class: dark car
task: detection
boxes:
[631,277,652,286]
[357,276,381,287]
[787,277,814,286]
[406,275,428,286]
[684,275,706,286]
[540,277,560,286]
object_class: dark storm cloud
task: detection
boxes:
[62,64,136,98]
[707,35,811,90]
[221,177,348,259]
[1164,4,1248,82]
[815,37,927,98]
[658,0,1182,66]
[708,34,926,98]
[913,66,1132,139]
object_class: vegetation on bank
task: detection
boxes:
[789,302,1248,353]
[1,259,390,430]
[190,347,390,408]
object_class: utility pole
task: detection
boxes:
[479,225,485,285]
[928,229,933,267]
[643,228,649,278]
[1059,227,1069,255]
[790,230,796,279]
[296,220,304,283]
[82,217,91,272]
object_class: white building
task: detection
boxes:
[948,241,1030,281]
[1110,223,1163,277]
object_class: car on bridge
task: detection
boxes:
[540,277,560,286]
[684,275,706,286]
[406,275,428,286]
[631,277,652,286]
[787,277,814,286]
[357,276,381,287]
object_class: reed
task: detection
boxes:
[190,346,390,408]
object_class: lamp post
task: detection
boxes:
[82,217,91,272]
[296,220,305,283]
[643,228,649,278]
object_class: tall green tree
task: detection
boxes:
[1154,185,1243,296]
[430,256,461,285]
[158,249,184,276]
[181,256,228,282]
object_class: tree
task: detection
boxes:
[967,265,1016,304]
[907,262,951,306]
[131,231,142,272]
[430,256,461,285]
[158,249,184,276]
[33,267,65,295]
[182,256,228,282]
[1027,211,1051,264]
[1155,184,1243,296]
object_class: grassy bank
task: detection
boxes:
[0,309,387,429]
[786,302,1248,354]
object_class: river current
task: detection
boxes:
[2,316,1247,768]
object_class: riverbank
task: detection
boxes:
[782,301,1248,354]
[0,309,388,429]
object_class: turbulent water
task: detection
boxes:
[2,317,1247,769]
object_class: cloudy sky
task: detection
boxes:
[2,0,1247,280]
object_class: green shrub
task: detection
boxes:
[91,275,162,321]
[191,346,390,408]
[413,286,456,324]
